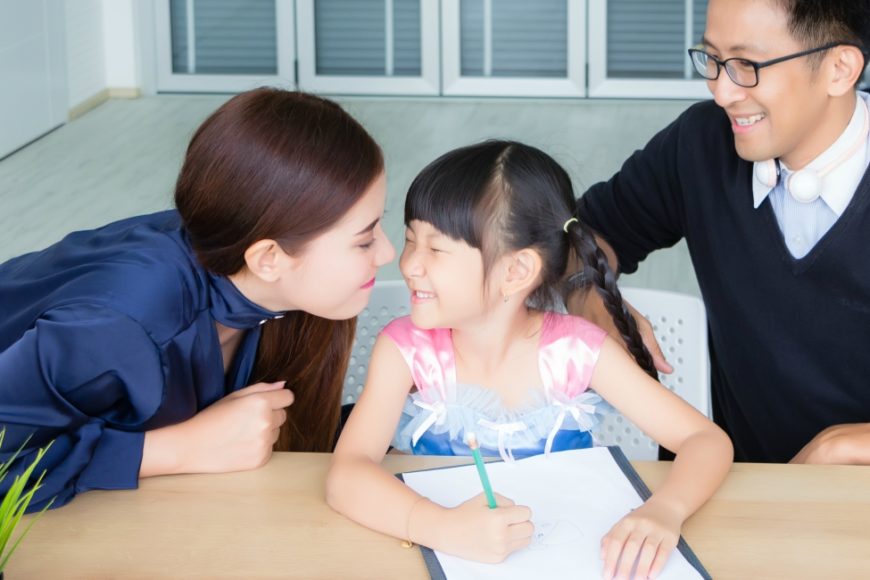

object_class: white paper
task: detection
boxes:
[401,447,705,580]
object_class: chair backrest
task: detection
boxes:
[592,286,710,460]
[343,280,410,404]
[343,282,710,461]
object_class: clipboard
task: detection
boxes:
[397,446,712,580]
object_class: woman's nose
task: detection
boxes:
[375,230,396,267]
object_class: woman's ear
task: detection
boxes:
[243,239,290,283]
[501,248,543,298]
[827,45,865,97]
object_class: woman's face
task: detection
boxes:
[274,172,395,319]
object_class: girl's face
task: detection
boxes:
[400,220,494,329]
[277,172,395,319]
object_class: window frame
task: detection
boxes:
[440,0,586,98]
[587,0,710,99]
[295,0,440,96]
[154,0,296,93]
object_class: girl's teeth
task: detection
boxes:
[415,291,434,299]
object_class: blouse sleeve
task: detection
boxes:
[0,304,165,512]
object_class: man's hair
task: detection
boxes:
[776,0,869,67]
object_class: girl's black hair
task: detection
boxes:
[405,140,657,379]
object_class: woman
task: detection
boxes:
[0,88,395,511]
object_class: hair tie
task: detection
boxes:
[562,217,578,233]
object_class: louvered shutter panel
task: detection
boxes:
[607,0,707,79]
[461,0,568,78]
[170,0,278,75]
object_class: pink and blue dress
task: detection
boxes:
[382,312,609,461]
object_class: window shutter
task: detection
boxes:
[170,0,278,75]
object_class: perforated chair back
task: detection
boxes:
[343,281,410,404]
[591,286,710,460]
[342,283,710,462]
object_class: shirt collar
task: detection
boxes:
[207,273,287,329]
[752,94,869,215]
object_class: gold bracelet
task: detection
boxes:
[401,496,426,548]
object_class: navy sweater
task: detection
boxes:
[577,99,870,463]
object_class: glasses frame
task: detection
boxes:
[687,42,859,88]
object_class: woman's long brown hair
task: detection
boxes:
[175,89,383,452]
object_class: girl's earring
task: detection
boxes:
[502,292,510,303]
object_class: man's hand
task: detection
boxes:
[567,287,674,375]
[790,423,870,465]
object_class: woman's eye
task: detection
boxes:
[358,240,375,250]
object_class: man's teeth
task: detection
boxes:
[415,290,435,299]
[735,113,766,126]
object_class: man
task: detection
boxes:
[572,0,870,464]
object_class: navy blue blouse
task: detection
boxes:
[0,211,285,511]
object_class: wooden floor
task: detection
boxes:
[0,94,699,293]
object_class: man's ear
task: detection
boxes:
[827,45,866,96]
[243,239,290,283]
[501,248,543,298]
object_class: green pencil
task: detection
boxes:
[466,432,497,509]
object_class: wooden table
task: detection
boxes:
[6,453,870,579]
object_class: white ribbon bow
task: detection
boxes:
[477,419,528,463]
[411,400,447,447]
[544,399,597,457]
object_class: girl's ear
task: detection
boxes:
[243,239,293,283]
[501,248,543,298]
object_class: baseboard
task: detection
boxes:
[108,87,142,99]
[68,89,109,120]
[68,87,142,120]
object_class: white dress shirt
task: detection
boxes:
[752,93,870,259]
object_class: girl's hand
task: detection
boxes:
[438,493,534,563]
[600,498,683,580]
[142,381,293,476]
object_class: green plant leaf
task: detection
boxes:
[0,431,34,483]
[0,436,54,572]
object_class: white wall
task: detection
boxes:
[64,0,105,108]
[102,0,140,90]
[64,0,142,111]
[0,0,66,158]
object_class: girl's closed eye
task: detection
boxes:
[357,239,375,250]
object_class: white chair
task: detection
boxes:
[592,287,710,460]
[343,280,410,405]
[343,282,710,461]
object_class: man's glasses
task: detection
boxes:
[687,42,855,88]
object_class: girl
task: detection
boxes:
[327,141,732,579]
[0,89,395,511]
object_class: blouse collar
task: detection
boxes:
[207,273,287,329]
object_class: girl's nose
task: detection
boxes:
[400,247,424,278]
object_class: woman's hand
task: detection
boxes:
[434,493,534,563]
[600,498,682,579]
[141,381,293,476]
